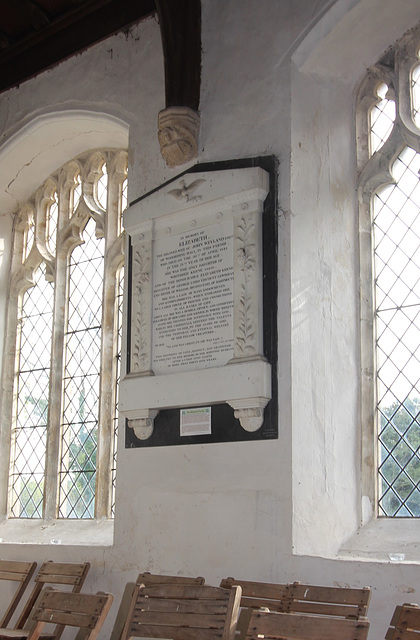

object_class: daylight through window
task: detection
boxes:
[358,30,420,517]
[4,149,127,519]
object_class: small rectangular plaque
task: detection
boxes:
[180,407,212,436]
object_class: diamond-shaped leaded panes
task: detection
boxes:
[10,265,53,518]
[67,223,104,333]
[8,149,126,522]
[9,471,45,518]
[374,145,420,516]
[412,62,420,130]
[111,267,124,517]
[58,422,97,518]
[58,217,103,519]
[369,84,396,156]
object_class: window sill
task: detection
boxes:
[0,517,114,546]
[338,518,420,564]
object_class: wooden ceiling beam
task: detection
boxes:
[155,0,202,168]
[0,0,156,94]
[155,0,201,111]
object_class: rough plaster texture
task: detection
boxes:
[290,68,360,556]
[0,2,419,640]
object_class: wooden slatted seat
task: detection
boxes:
[245,608,369,640]
[136,573,205,587]
[0,561,90,640]
[0,561,37,627]
[386,603,420,640]
[121,582,242,640]
[220,578,371,619]
[28,589,113,640]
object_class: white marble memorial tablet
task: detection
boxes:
[120,167,272,436]
[153,221,234,374]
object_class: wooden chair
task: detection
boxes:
[245,609,369,640]
[115,573,205,640]
[0,561,37,627]
[0,561,90,640]
[121,582,242,640]
[28,589,113,640]
[220,578,371,619]
[386,602,420,639]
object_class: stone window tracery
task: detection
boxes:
[358,27,420,518]
[2,148,127,520]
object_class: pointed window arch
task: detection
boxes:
[358,26,420,517]
[4,149,127,520]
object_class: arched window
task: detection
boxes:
[3,149,127,520]
[358,26,420,517]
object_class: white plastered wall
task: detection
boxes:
[0,2,419,640]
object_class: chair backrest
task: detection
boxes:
[28,590,113,640]
[386,603,420,640]
[136,573,205,587]
[15,561,90,637]
[245,609,369,640]
[0,561,37,627]
[121,583,242,640]
[220,578,371,619]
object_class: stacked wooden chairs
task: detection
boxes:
[0,561,37,628]
[0,561,90,640]
[386,603,420,640]
[219,577,371,619]
[121,579,242,640]
[27,589,113,640]
[243,600,420,640]
[4,564,420,640]
[245,608,369,640]
[220,578,371,640]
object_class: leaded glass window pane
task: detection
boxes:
[111,267,124,517]
[412,62,420,129]
[369,84,396,156]
[360,31,420,518]
[58,219,103,518]
[10,265,53,517]
[6,149,127,521]
[372,132,420,516]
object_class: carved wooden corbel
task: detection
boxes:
[155,0,201,167]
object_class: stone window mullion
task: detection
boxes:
[0,208,33,515]
[43,168,75,519]
[95,155,126,518]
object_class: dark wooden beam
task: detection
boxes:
[0,0,156,94]
[155,0,201,111]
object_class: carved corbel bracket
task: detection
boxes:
[227,398,270,432]
[155,0,201,167]
[127,410,159,440]
[158,106,200,168]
